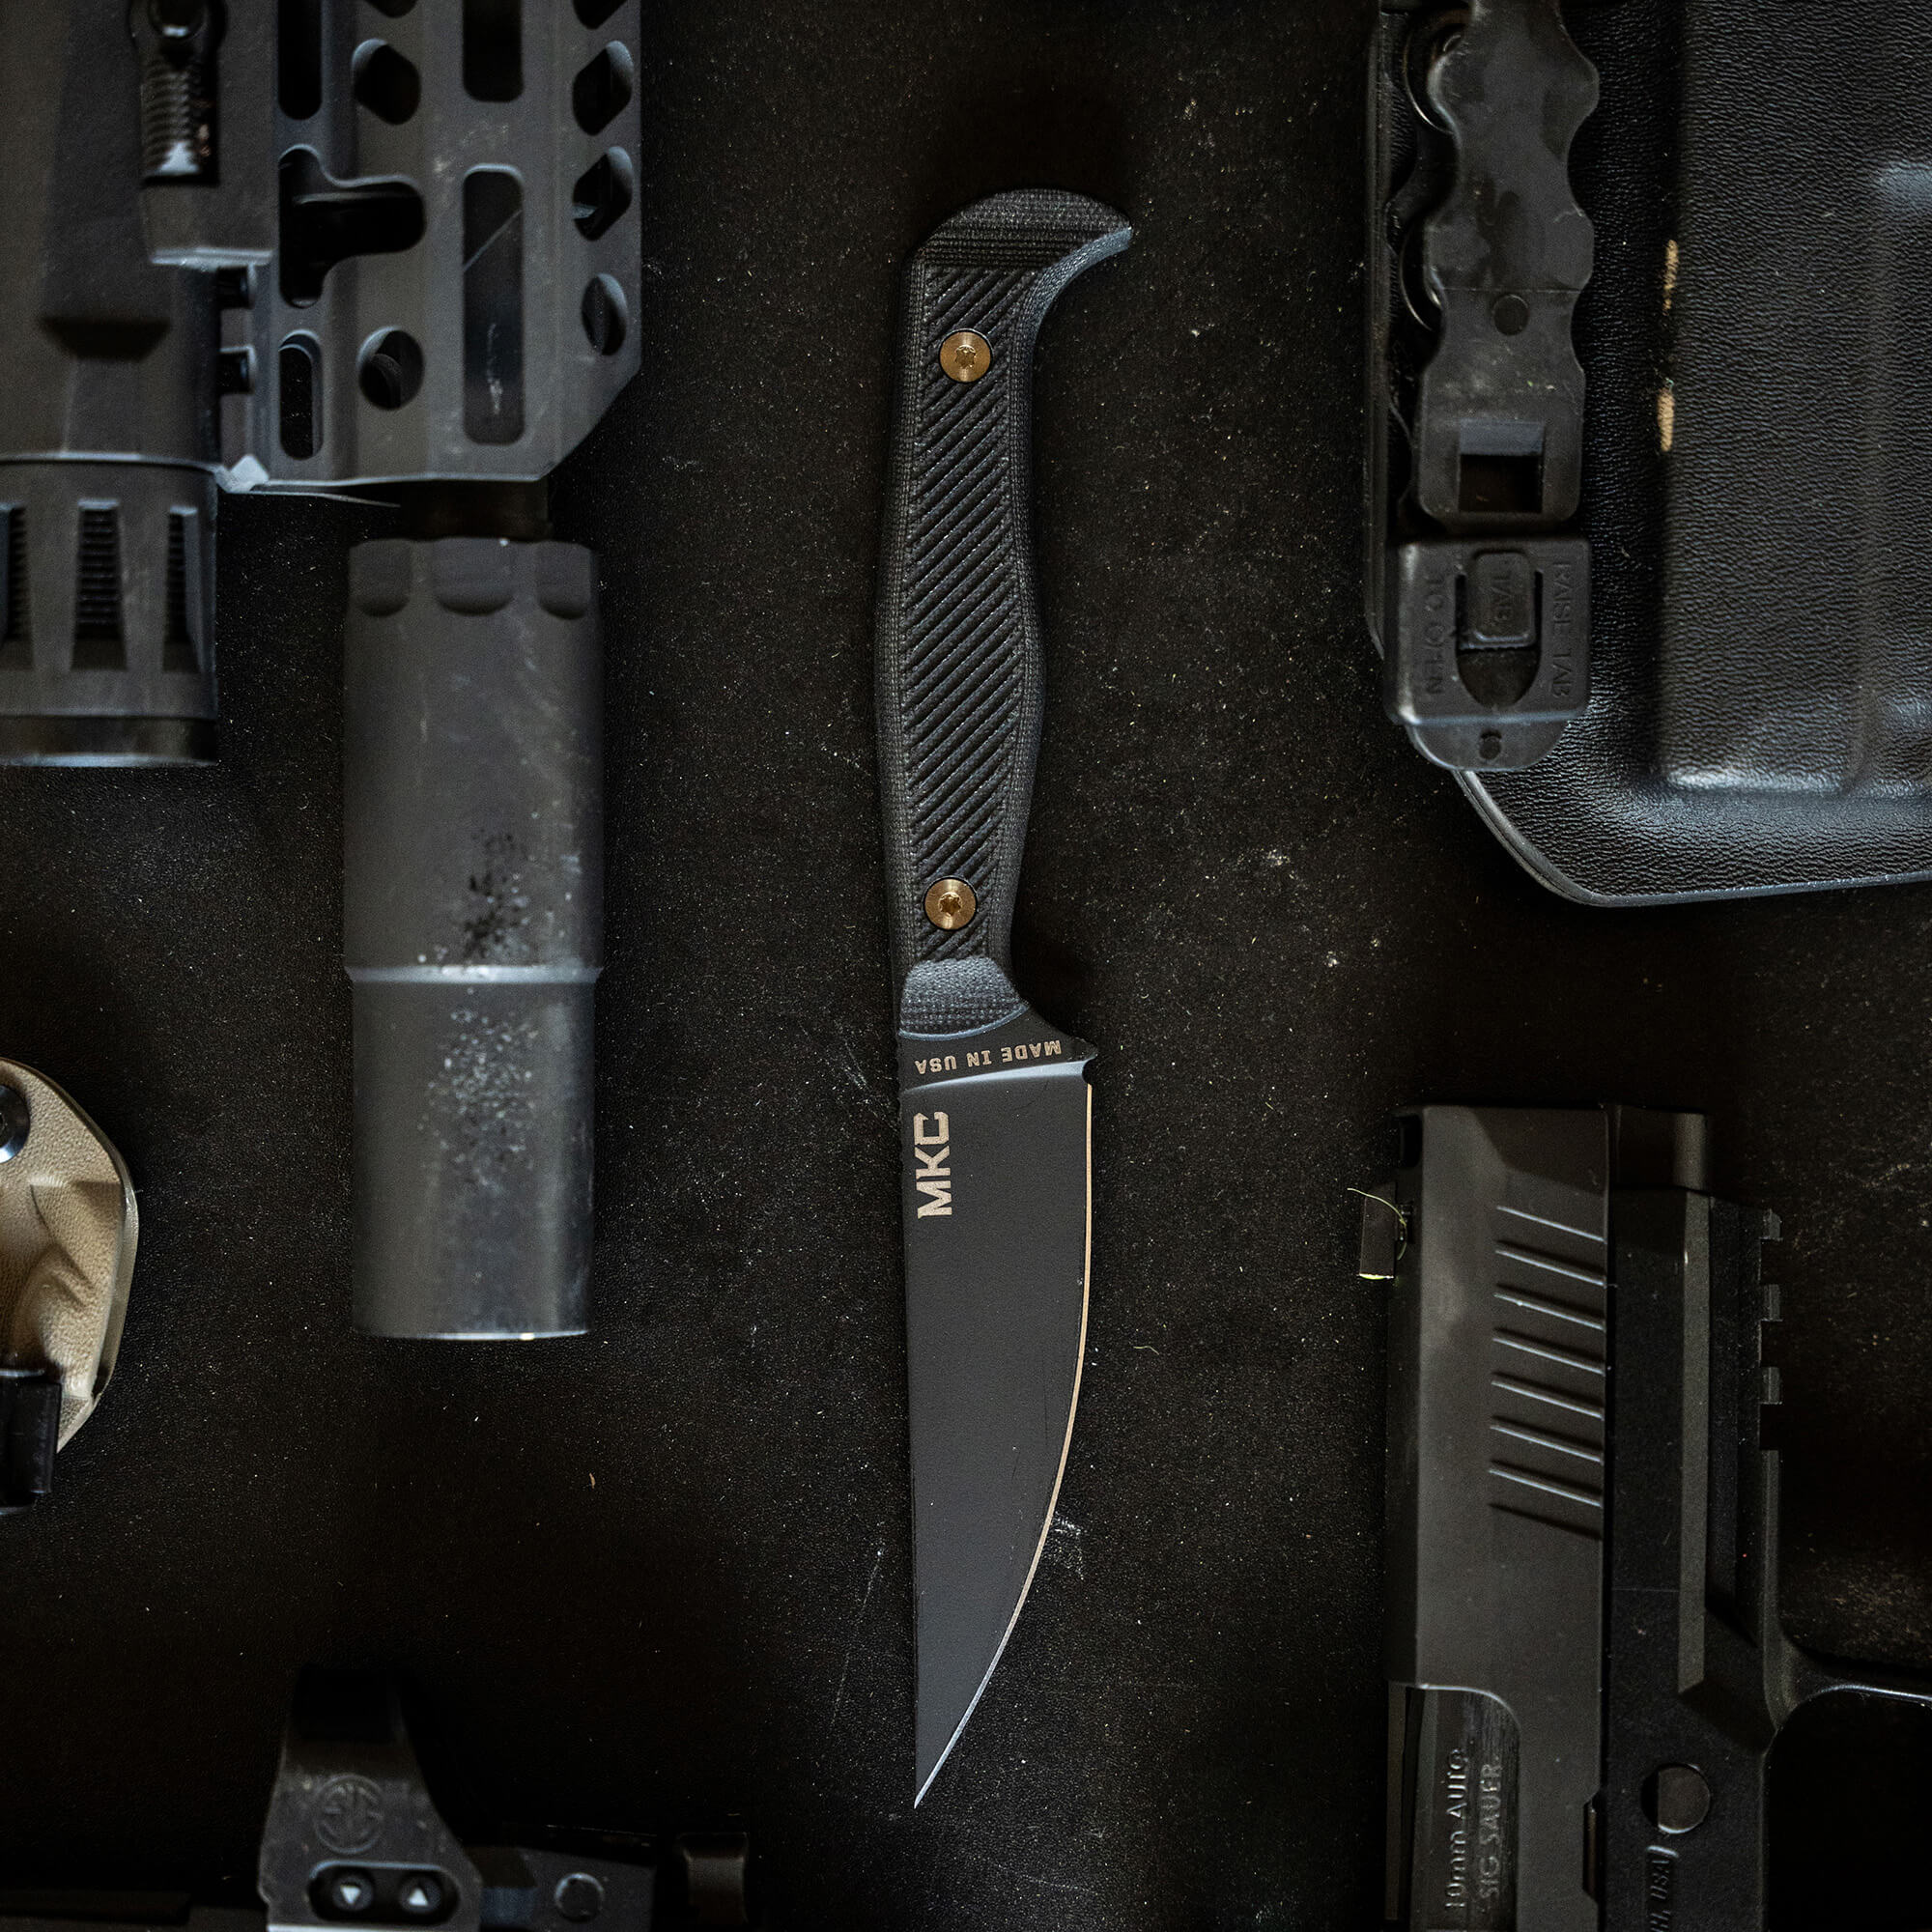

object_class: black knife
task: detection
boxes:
[874,188,1131,1801]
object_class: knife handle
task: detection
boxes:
[876,190,1131,1027]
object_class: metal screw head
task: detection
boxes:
[923,879,977,931]
[1649,1764,1712,1835]
[0,1086,29,1164]
[553,1875,605,1923]
[939,330,992,384]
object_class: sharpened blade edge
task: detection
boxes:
[915,1079,1093,1804]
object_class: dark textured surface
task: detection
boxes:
[1467,0,1932,902]
[0,4,1927,1927]
[891,261,1055,980]
[342,540,603,1339]
[876,192,1129,992]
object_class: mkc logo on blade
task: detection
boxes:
[912,1113,952,1216]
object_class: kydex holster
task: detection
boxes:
[1368,0,1932,904]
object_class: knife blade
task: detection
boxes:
[873,188,1131,1802]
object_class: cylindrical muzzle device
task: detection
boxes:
[344,538,602,1339]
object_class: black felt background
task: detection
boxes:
[2,4,1929,1927]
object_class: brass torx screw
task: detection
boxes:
[939,330,992,384]
[923,878,978,930]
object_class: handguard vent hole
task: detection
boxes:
[354,42,421,124]
[279,149,426,307]
[358,329,424,411]
[463,0,522,101]
[572,43,634,135]
[279,335,322,457]
[581,275,628,355]
[572,149,634,242]
[278,0,323,118]
[463,171,525,444]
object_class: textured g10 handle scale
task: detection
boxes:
[875,190,1130,1023]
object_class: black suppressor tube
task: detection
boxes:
[344,538,603,1339]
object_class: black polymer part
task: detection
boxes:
[0,1368,61,1515]
[1377,1105,1614,1932]
[875,190,1128,1800]
[9,4,1932,1925]
[877,189,1131,1016]
[1375,0,1932,902]
[344,540,602,1340]
[0,2,244,762]
[1374,1107,1932,1931]
[1366,0,1597,775]
[1,0,643,1332]
[250,4,641,485]
[0,1671,757,1932]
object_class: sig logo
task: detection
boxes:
[312,1773,384,1854]
[912,1111,952,1217]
